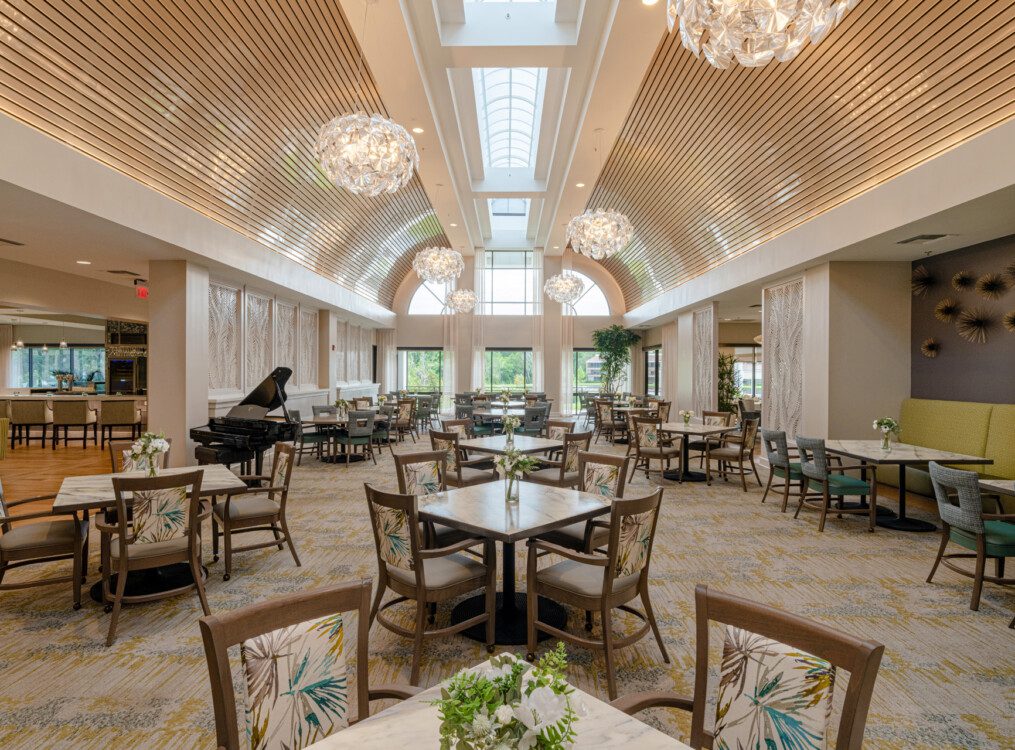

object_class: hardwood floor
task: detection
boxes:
[1,442,111,513]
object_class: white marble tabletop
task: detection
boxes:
[308,414,388,426]
[979,477,1015,497]
[307,660,690,748]
[472,408,527,418]
[54,464,247,512]
[419,483,610,543]
[659,421,734,436]
[823,439,992,466]
[459,434,561,455]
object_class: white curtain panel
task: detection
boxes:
[661,321,679,401]
[530,314,544,392]
[442,313,457,412]
[559,315,574,415]
[471,250,487,390]
[0,325,12,390]
[376,328,397,394]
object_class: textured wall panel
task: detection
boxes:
[0,0,446,307]
[692,306,715,413]
[335,320,348,383]
[592,0,1015,309]
[244,293,272,389]
[274,301,297,376]
[359,327,372,383]
[208,283,240,391]
[762,279,804,437]
[299,309,319,387]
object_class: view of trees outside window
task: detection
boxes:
[724,345,763,398]
[10,346,106,389]
[397,349,443,392]
[644,347,661,396]
[484,349,533,391]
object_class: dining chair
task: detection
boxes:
[98,399,142,447]
[393,450,472,550]
[373,404,397,454]
[290,408,328,466]
[544,419,576,461]
[395,399,418,443]
[335,411,377,465]
[610,585,885,749]
[522,431,591,489]
[99,470,210,646]
[760,428,804,511]
[9,399,53,448]
[440,418,474,439]
[312,404,338,417]
[629,415,680,482]
[50,401,98,449]
[705,418,762,492]
[0,477,88,609]
[353,396,373,410]
[593,400,621,444]
[108,439,173,472]
[517,406,545,437]
[526,489,669,699]
[364,484,495,684]
[685,410,732,467]
[795,436,878,532]
[211,443,300,581]
[429,430,498,488]
[199,580,420,750]
[654,400,672,422]
[926,462,1014,622]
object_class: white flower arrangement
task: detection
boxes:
[502,415,521,433]
[434,644,584,750]
[129,432,170,476]
[378,395,387,404]
[873,417,900,435]
[679,409,694,423]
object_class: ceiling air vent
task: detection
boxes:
[107,269,142,276]
[749,303,762,309]
[0,237,24,246]
[896,234,949,245]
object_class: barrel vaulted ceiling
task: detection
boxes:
[0,0,447,307]
[591,0,1015,310]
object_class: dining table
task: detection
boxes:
[419,482,611,645]
[823,439,993,532]
[472,407,527,418]
[458,433,561,456]
[306,413,388,464]
[54,464,248,602]
[306,659,690,748]
[658,421,737,482]
[979,477,1015,498]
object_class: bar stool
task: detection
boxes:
[52,401,98,448]
[98,400,142,448]
[9,400,53,449]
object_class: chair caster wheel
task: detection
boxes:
[73,603,81,610]
[486,644,495,654]
[223,574,231,581]
[525,652,535,662]
[104,604,113,613]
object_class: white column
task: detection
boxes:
[318,309,338,404]
[147,260,209,467]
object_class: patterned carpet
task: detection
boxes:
[0,436,1012,749]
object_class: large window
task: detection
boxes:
[397,348,443,392]
[481,251,540,315]
[564,272,611,316]
[10,346,107,389]
[725,345,762,398]
[644,347,661,396]
[407,280,448,315]
[484,349,533,391]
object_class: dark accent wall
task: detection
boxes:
[911,236,1015,404]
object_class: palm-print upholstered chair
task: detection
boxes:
[353,396,372,410]
[9,399,52,448]
[199,580,420,750]
[611,585,885,750]
[705,418,762,492]
[0,477,89,609]
[686,410,732,467]
[622,408,652,457]
[429,430,497,488]
[926,462,1015,622]
[51,401,98,449]
[365,484,496,684]
[760,428,805,511]
[211,443,299,581]
[593,400,621,444]
[393,450,471,550]
[521,431,591,489]
[335,411,377,465]
[543,419,575,462]
[99,470,210,646]
[653,400,672,423]
[795,436,878,532]
[394,399,417,443]
[629,415,680,482]
[440,418,474,438]
[526,489,669,700]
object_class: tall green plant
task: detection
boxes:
[591,325,641,394]
[717,353,741,412]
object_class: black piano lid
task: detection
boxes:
[233,366,292,420]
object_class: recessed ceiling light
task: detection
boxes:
[449,223,458,227]
[552,245,559,249]
[411,127,424,134]
[76,260,92,265]
[642,0,659,5]
[575,183,585,188]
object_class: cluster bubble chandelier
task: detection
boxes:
[445,288,478,314]
[666,0,860,69]
[566,210,634,261]
[413,247,464,285]
[543,272,585,307]
[314,0,418,196]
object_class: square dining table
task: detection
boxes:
[980,477,1015,498]
[306,660,690,749]
[658,421,737,482]
[418,482,611,645]
[823,439,993,532]
[472,407,527,418]
[458,433,561,456]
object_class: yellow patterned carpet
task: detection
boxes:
[0,437,1012,749]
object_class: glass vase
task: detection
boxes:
[880,433,892,452]
[505,476,519,504]
[505,429,514,448]
[683,415,691,425]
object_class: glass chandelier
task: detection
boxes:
[566,210,634,261]
[666,0,860,69]
[543,272,585,307]
[445,288,478,314]
[413,247,464,284]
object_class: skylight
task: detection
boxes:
[489,198,530,233]
[473,68,547,170]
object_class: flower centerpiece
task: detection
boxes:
[496,448,538,504]
[679,409,694,425]
[502,415,521,446]
[434,644,583,749]
[627,395,637,405]
[129,432,170,477]
[873,417,900,452]
[378,394,387,405]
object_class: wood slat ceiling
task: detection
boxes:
[590,0,1015,310]
[0,0,445,308]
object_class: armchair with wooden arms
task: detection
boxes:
[429,430,497,488]
[199,579,421,750]
[795,436,879,532]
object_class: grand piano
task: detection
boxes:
[190,367,298,475]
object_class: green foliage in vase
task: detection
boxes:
[717,353,741,413]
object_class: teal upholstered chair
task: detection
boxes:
[517,406,545,437]
[794,436,878,532]
[760,429,804,512]
[926,462,1014,626]
[335,411,376,465]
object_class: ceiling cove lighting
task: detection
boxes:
[314,3,418,197]
[666,0,859,69]
[543,272,585,306]
[445,288,478,314]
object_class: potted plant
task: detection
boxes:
[591,325,641,396]
[496,448,538,504]
[717,353,741,413]
[873,417,900,451]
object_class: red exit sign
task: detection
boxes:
[135,285,149,299]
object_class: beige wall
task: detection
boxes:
[10,325,104,345]
[0,258,147,322]
[718,320,761,345]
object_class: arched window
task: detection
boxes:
[407,280,447,315]
[566,272,610,316]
